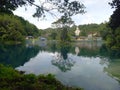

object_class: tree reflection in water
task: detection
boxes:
[51,44,75,72]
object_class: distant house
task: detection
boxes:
[26,36,34,39]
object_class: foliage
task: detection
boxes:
[0,13,40,44]
[0,64,82,90]
[52,16,74,28]
[0,44,40,67]
[42,28,61,40]
[0,14,24,44]
[109,0,120,30]
[13,15,40,37]
[50,32,57,40]
[66,23,106,38]
[0,0,86,43]
[43,23,107,41]
[0,0,85,18]
[106,27,120,50]
[0,0,24,14]
[52,15,75,41]
[99,44,120,59]
[50,0,85,42]
[103,0,120,49]
[60,27,71,42]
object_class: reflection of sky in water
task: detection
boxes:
[16,51,120,90]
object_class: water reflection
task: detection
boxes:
[51,44,75,72]
[99,44,120,59]
[26,39,47,48]
[0,44,40,67]
[0,41,120,90]
[73,41,103,50]
[75,47,80,55]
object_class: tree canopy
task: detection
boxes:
[52,15,74,28]
[109,0,120,30]
[104,0,120,49]
[0,0,85,18]
[0,14,39,44]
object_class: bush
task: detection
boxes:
[0,64,83,90]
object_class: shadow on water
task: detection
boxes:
[0,44,40,67]
[99,44,120,59]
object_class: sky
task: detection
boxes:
[13,0,114,29]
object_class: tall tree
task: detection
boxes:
[109,0,120,30]
[52,15,75,41]
[0,14,24,43]
[107,0,120,49]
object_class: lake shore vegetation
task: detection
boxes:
[0,64,82,90]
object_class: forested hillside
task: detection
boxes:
[42,23,107,40]
[0,13,40,44]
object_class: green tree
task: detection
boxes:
[50,0,85,41]
[106,0,120,49]
[0,14,24,43]
[0,0,85,43]
[52,15,76,41]
[109,0,120,30]
[0,14,40,44]
[50,32,57,40]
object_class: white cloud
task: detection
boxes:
[13,0,114,29]
[13,5,55,29]
[80,14,95,24]
[72,0,114,25]
[72,13,95,25]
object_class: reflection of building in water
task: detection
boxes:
[74,26,102,41]
[36,37,47,47]
[51,52,75,72]
[75,47,80,55]
[26,39,35,48]
[26,36,34,39]
[74,41,103,50]
[26,38,47,48]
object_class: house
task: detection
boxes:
[26,36,34,39]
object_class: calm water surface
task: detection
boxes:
[0,40,120,90]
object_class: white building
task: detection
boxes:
[75,26,80,36]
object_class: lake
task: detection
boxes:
[0,40,120,90]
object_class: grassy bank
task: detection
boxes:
[0,64,82,90]
[104,59,120,81]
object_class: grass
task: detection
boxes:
[104,59,120,80]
